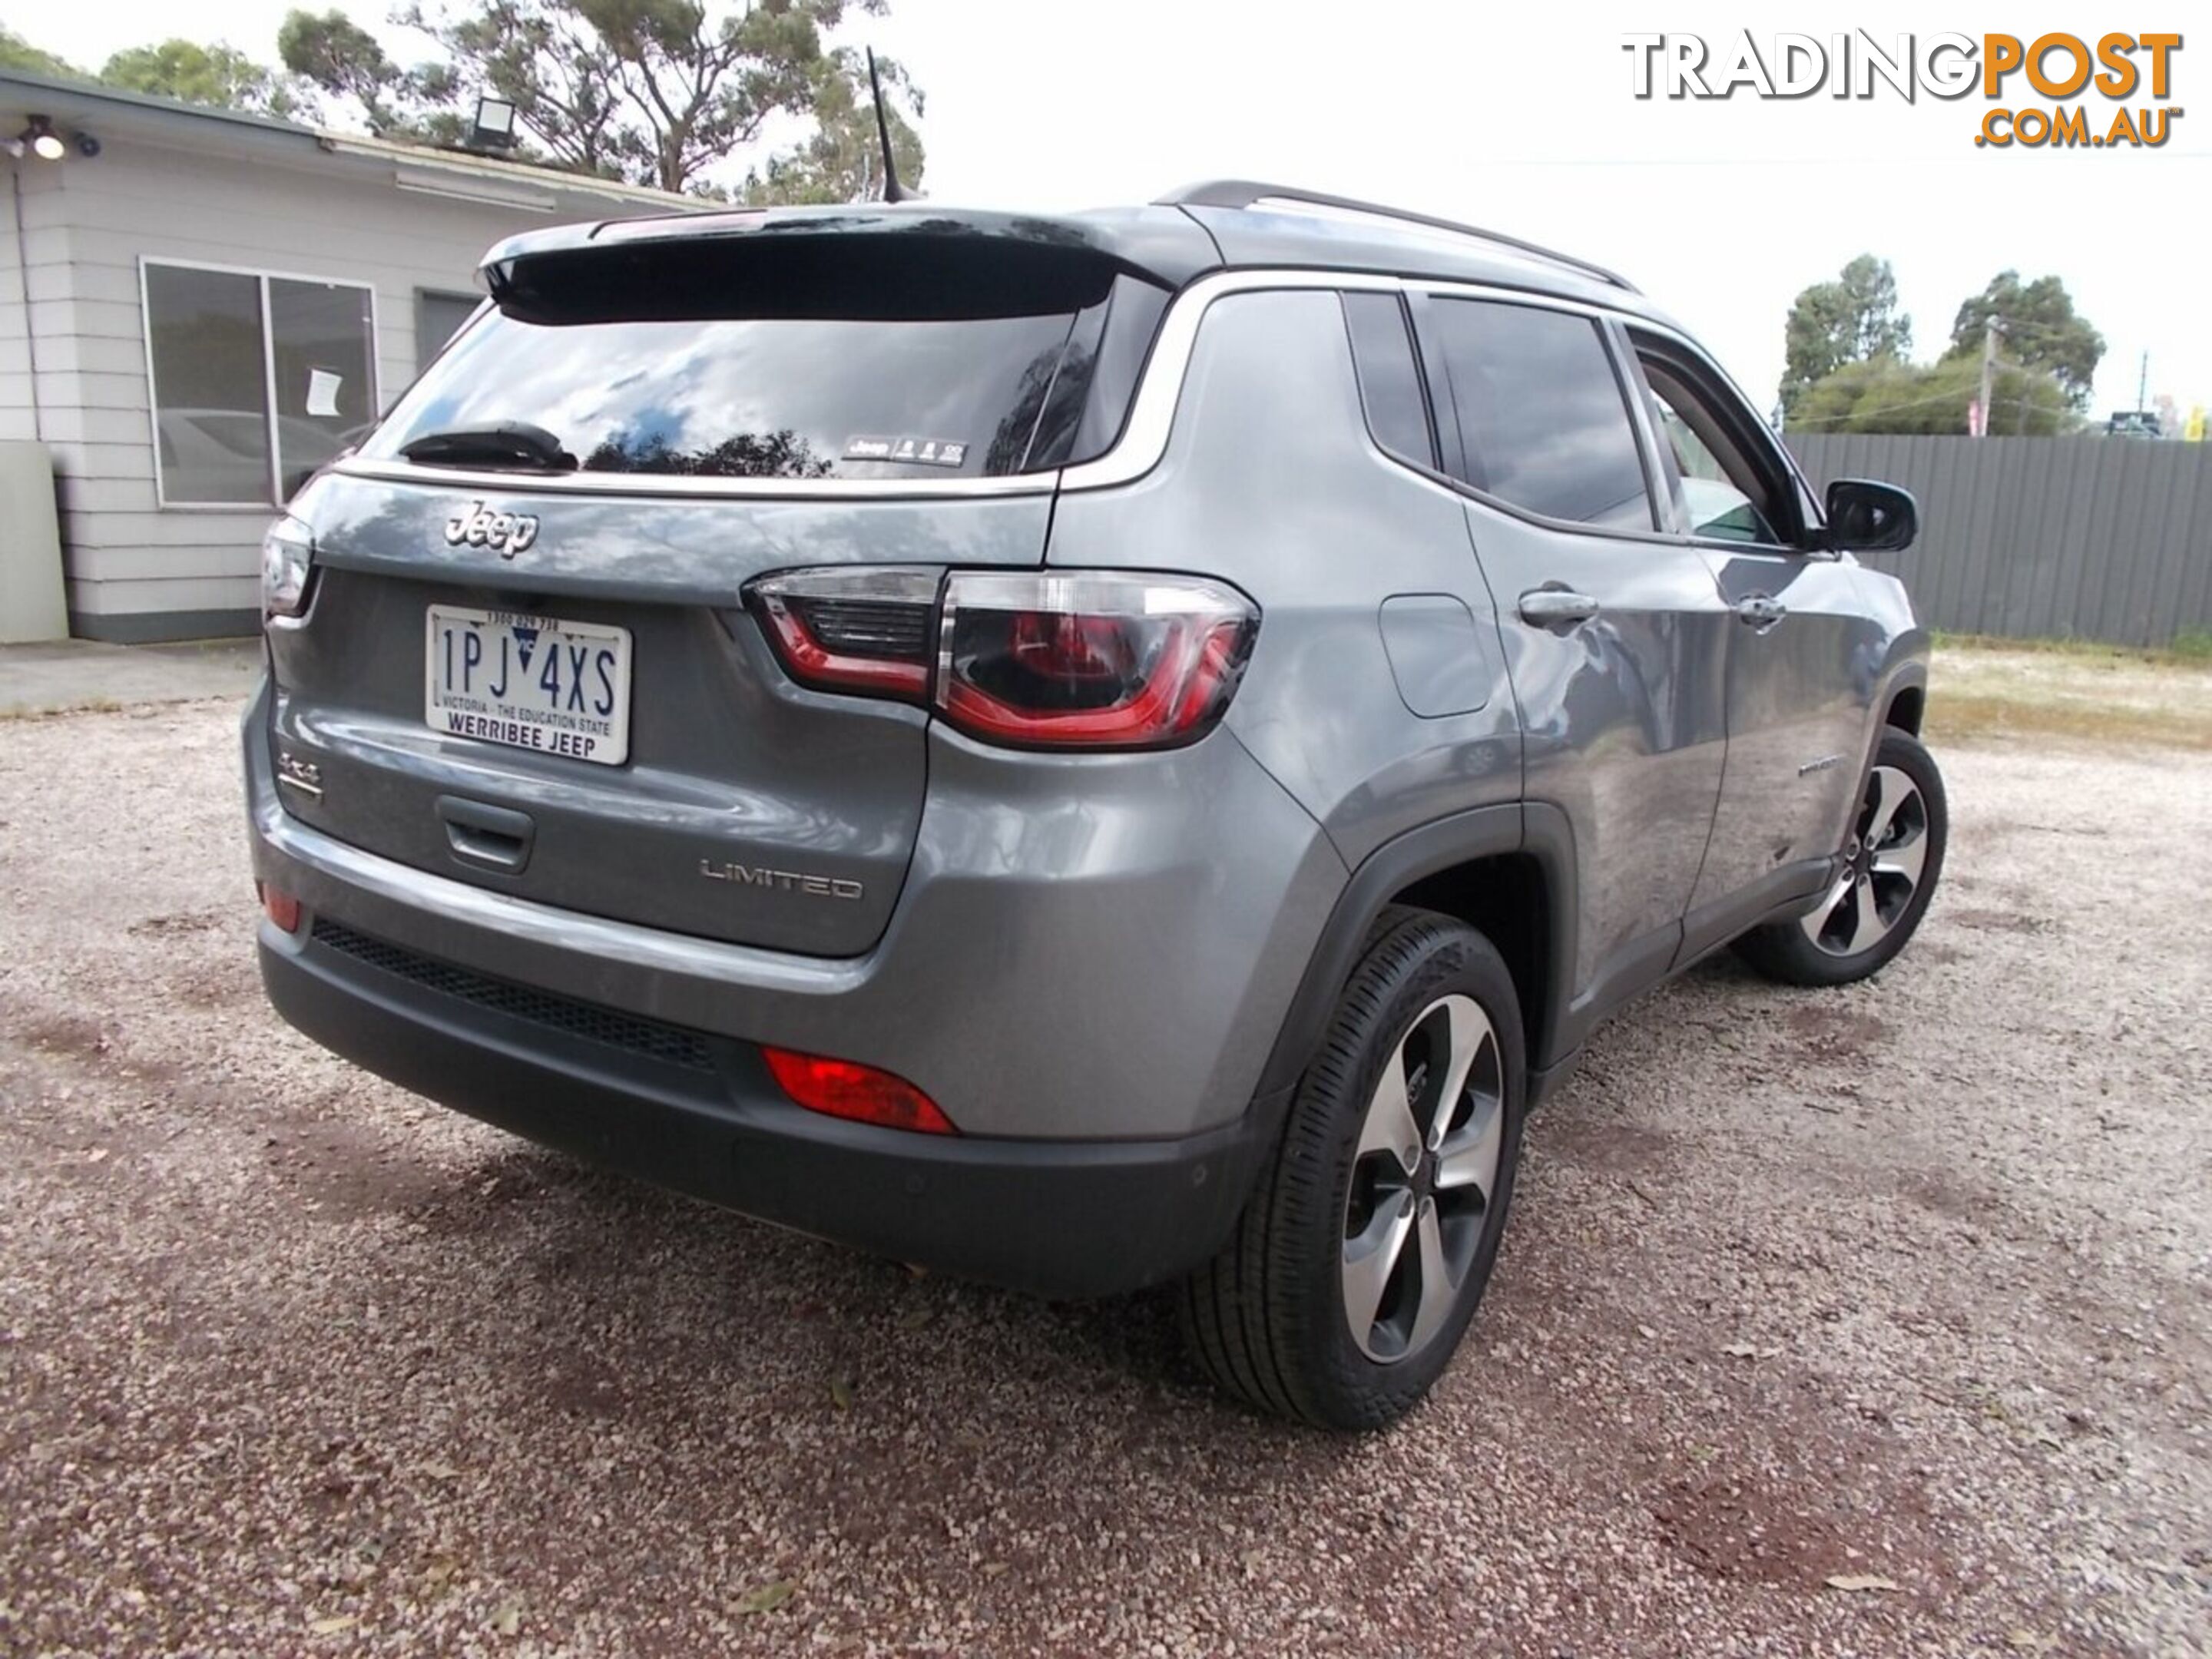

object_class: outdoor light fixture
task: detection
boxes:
[468,95,518,151]
[21,116,64,161]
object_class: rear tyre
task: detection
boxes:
[1733,728,1948,988]
[1181,907,1525,1430]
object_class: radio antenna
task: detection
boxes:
[866,48,905,204]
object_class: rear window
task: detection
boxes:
[362,234,1161,482]
[1423,297,1654,531]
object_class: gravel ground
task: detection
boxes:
[2,700,2207,1657]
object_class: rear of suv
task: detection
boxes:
[246,183,1945,1429]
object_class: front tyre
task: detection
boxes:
[1734,728,1949,988]
[1181,908,1526,1430]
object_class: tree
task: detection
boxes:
[326,0,924,197]
[278,11,422,134]
[1948,271,2104,409]
[1779,255,1913,416]
[100,40,308,117]
[1789,355,2074,437]
[0,25,81,78]
[742,47,919,204]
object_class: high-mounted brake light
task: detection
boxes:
[741,567,1259,752]
[761,1046,957,1135]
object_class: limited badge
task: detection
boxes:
[844,435,969,469]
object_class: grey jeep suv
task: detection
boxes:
[245,181,1945,1429]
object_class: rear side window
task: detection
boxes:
[1341,292,1436,469]
[1423,298,1654,531]
[361,237,1163,482]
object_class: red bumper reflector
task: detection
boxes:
[259,882,303,935]
[761,1047,957,1135]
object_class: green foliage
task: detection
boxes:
[1947,271,2105,409]
[2,20,311,116]
[1780,257,2101,435]
[0,23,81,78]
[1789,354,2073,437]
[0,6,918,198]
[276,10,403,128]
[100,39,308,118]
[283,0,924,197]
[742,47,920,204]
[1780,255,1912,416]
[275,10,471,144]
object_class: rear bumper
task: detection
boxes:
[244,676,1343,1144]
[260,919,1269,1298]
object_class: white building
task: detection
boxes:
[0,71,694,641]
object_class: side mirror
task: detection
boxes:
[1824,478,1918,553]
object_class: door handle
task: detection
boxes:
[1518,587,1600,629]
[435,794,535,873]
[1734,594,1788,630]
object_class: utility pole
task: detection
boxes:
[1975,319,1999,439]
[2137,350,2149,416]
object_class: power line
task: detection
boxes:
[1786,388,2059,429]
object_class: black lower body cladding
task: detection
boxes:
[259,921,1276,1299]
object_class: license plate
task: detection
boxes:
[424,604,632,767]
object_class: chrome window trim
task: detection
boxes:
[1060,270,1684,495]
[329,266,1687,504]
[329,459,1065,499]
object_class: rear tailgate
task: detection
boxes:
[262,216,1197,957]
[267,482,1051,956]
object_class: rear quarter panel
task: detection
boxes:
[1043,286,1523,863]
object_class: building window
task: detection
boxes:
[416,290,481,373]
[141,260,376,507]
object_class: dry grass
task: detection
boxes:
[1927,641,2212,750]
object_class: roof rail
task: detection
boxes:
[1157,180,1639,294]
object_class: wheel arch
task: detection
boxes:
[1876,652,1929,737]
[1254,803,1579,1111]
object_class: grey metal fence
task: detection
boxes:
[1784,434,2212,647]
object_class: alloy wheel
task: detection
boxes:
[1341,994,1505,1364]
[1801,763,1930,957]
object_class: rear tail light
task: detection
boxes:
[761,1046,957,1135]
[260,515,315,621]
[939,572,1255,749]
[744,568,1258,751]
[747,567,938,698]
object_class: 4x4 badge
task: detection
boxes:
[443,501,540,558]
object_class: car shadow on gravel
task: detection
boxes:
[390,1136,1333,1442]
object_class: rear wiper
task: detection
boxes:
[399,421,578,473]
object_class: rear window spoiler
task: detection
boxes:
[481,206,1221,326]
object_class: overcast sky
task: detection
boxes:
[41,0,2211,421]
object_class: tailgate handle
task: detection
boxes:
[435,795,535,874]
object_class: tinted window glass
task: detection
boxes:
[1342,291,1435,469]
[1426,299,1653,530]
[364,309,1093,480]
[144,264,270,504]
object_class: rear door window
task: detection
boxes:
[1422,297,1655,531]
[1341,291,1437,470]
